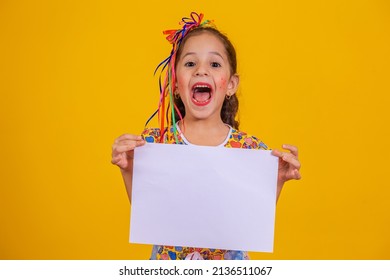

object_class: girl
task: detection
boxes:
[111,12,301,260]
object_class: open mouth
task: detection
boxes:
[191,83,212,106]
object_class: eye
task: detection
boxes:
[211,62,221,68]
[184,61,195,67]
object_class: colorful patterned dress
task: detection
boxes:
[141,125,268,260]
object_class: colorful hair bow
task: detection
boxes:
[145,12,213,143]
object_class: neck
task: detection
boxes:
[178,117,230,146]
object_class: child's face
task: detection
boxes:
[175,32,239,123]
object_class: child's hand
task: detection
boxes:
[271,144,301,186]
[111,134,146,172]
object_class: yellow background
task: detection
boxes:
[1,0,389,259]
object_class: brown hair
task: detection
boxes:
[173,27,240,129]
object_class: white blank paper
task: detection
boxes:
[130,143,278,252]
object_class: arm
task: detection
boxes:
[120,168,134,203]
[111,134,145,203]
[271,144,301,202]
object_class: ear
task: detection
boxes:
[227,74,239,96]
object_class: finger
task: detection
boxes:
[271,149,283,158]
[111,154,123,165]
[289,169,301,180]
[284,168,302,181]
[113,144,137,154]
[135,139,146,147]
[272,150,300,169]
[294,169,302,180]
[116,139,145,147]
[282,144,298,157]
[282,154,301,169]
[114,134,143,144]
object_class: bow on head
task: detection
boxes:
[164,12,205,44]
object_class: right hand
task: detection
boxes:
[111,134,146,172]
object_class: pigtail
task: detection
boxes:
[221,95,239,129]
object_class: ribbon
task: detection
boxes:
[145,12,213,143]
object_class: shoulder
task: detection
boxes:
[141,127,177,144]
[225,128,269,150]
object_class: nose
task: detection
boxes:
[194,63,209,76]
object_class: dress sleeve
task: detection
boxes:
[250,135,269,150]
[226,129,269,150]
[141,128,161,143]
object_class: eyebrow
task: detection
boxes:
[182,51,225,60]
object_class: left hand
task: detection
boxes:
[271,144,301,186]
